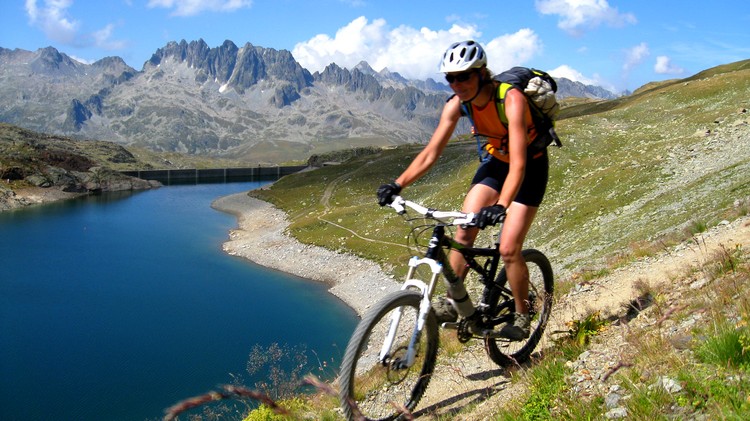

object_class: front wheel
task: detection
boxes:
[339,289,439,421]
[485,249,554,367]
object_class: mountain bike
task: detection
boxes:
[338,196,554,421]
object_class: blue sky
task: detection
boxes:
[2,1,749,92]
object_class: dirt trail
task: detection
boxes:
[412,216,750,419]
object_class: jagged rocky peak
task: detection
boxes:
[147,39,197,66]
[314,62,350,84]
[92,56,137,78]
[93,55,127,67]
[378,67,408,83]
[30,46,81,74]
[145,39,312,92]
[314,63,379,89]
[555,77,618,99]
[353,61,377,75]
[0,47,35,67]
[238,42,313,90]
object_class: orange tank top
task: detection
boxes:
[469,94,538,163]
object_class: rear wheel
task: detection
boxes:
[485,249,554,367]
[339,289,439,420]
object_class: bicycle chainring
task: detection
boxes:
[456,319,473,343]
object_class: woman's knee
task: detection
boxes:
[499,243,522,262]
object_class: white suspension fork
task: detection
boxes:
[378,256,443,367]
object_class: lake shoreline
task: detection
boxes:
[3,185,401,317]
[0,186,86,211]
[211,192,400,317]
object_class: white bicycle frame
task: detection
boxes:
[377,196,475,368]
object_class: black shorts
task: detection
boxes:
[471,153,549,207]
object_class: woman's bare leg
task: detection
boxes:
[499,201,538,314]
[446,184,499,316]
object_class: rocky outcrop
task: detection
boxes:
[63,99,93,131]
[314,63,383,100]
[146,39,313,95]
[0,124,159,211]
[555,77,619,99]
[29,46,82,75]
[92,56,137,84]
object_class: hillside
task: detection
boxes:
[251,59,750,276]
[238,60,750,419]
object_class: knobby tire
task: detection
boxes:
[485,249,554,367]
[339,289,439,421]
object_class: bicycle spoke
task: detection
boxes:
[485,249,554,367]
[339,290,438,421]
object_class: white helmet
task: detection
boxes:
[439,40,487,73]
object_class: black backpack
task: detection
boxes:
[462,67,562,161]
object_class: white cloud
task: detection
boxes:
[69,54,92,64]
[535,0,636,35]
[623,42,649,73]
[484,29,542,73]
[25,0,126,51]
[548,64,596,85]
[147,0,252,17]
[338,0,365,6]
[654,55,684,75]
[548,64,615,91]
[292,17,542,81]
[91,24,127,51]
[25,0,80,44]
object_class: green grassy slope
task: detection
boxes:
[251,59,750,278]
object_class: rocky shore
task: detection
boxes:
[0,185,85,211]
[211,192,401,317]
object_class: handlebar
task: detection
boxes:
[388,195,477,226]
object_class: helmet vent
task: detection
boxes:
[439,40,487,73]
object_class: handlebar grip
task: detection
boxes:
[389,196,406,214]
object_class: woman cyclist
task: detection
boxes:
[377,40,549,340]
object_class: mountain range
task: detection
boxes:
[0,39,617,164]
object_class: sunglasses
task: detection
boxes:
[445,71,475,84]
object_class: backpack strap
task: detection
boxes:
[460,100,492,163]
[495,82,545,127]
[495,83,513,126]
[495,82,562,149]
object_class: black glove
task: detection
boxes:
[376,182,401,206]
[476,204,506,229]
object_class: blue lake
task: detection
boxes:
[0,182,359,420]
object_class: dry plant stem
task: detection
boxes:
[656,304,688,327]
[601,361,634,382]
[162,385,289,421]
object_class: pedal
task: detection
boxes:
[441,322,459,329]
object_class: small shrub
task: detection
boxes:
[701,244,742,281]
[695,324,750,369]
[244,397,309,421]
[564,311,608,346]
[686,219,708,236]
[246,343,310,400]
